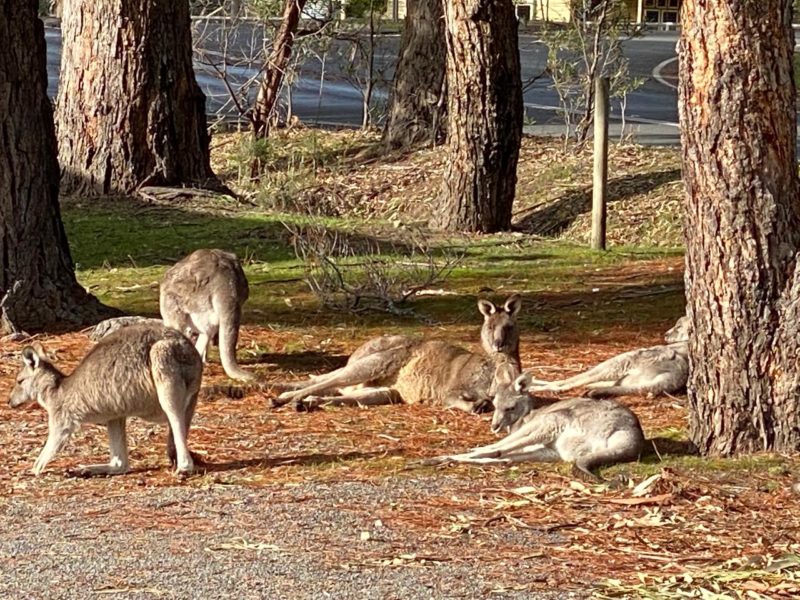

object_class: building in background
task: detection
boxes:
[512,0,681,27]
[379,0,681,26]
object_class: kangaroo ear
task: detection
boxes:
[514,373,531,394]
[21,346,41,369]
[477,299,497,318]
[504,294,522,317]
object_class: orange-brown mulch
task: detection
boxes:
[0,263,797,595]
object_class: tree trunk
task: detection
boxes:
[679,0,800,454]
[434,0,523,233]
[56,0,216,194]
[382,0,446,149]
[251,0,307,139]
[0,5,114,332]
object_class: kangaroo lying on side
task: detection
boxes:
[160,248,254,381]
[275,295,523,413]
[527,316,690,398]
[429,371,645,481]
[8,324,202,476]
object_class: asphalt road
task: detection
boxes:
[43,26,681,145]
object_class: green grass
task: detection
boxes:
[63,195,684,336]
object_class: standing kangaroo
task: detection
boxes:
[160,248,254,381]
[527,316,690,398]
[8,324,202,476]
[275,295,523,413]
[429,371,645,481]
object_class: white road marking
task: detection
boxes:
[524,102,679,128]
[653,57,678,90]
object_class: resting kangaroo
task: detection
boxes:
[528,316,690,398]
[160,248,254,381]
[275,295,523,412]
[430,372,645,481]
[8,324,202,476]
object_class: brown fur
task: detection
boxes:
[276,295,523,412]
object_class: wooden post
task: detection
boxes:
[591,76,609,251]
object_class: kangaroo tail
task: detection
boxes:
[217,305,254,381]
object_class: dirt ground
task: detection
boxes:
[1,259,798,599]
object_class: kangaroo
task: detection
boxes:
[275,295,523,413]
[160,248,254,381]
[527,316,690,398]
[429,372,645,481]
[89,316,163,341]
[8,324,202,476]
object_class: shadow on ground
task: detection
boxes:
[515,169,682,236]
[200,449,404,473]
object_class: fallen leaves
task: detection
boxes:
[1,259,798,593]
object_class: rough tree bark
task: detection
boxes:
[382,0,447,149]
[56,0,216,194]
[0,5,113,332]
[680,0,800,454]
[251,0,308,139]
[433,0,523,233]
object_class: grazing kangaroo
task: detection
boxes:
[8,324,202,476]
[430,372,645,481]
[275,295,523,413]
[527,316,690,398]
[160,248,254,381]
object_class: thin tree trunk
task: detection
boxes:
[382,0,446,149]
[0,5,114,332]
[680,0,800,454]
[434,0,523,233]
[251,0,307,139]
[56,0,216,194]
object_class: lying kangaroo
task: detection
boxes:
[527,316,690,398]
[429,371,645,481]
[160,248,254,381]
[275,295,523,412]
[8,324,202,476]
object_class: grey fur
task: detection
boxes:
[275,295,523,413]
[432,372,645,481]
[8,324,202,476]
[160,249,254,381]
[89,316,163,341]
[528,316,690,398]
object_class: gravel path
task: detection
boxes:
[0,477,586,600]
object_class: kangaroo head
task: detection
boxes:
[478,294,521,357]
[490,370,533,434]
[664,315,690,343]
[8,344,59,409]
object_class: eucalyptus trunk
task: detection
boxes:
[382,0,447,149]
[56,0,215,194]
[679,0,800,454]
[434,0,523,233]
[0,5,113,332]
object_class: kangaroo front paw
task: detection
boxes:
[294,396,323,412]
[570,463,603,483]
[472,398,494,414]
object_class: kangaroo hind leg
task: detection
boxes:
[152,351,196,474]
[277,347,407,405]
[71,418,130,477]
